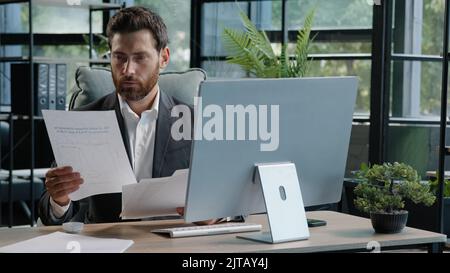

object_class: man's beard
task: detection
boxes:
[114,73,159,102]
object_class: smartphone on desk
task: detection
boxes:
[307,218,327,227]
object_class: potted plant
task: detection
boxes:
[222,9,315,78]
[353,162,436,233]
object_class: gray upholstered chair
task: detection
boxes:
[68,66,207,109]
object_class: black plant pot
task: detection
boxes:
[370,211,409,234]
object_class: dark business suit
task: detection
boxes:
[38,90,193,225]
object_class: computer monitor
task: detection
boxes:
[184,77,358,223]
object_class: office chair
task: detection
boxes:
[68,66,207,109]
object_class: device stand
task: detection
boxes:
[237,162,310,244]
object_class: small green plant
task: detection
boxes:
[222,9,315,78]
[354,162,436,214]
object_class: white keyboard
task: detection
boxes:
[152,222,262,238]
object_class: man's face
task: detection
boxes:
[110,29,169,102]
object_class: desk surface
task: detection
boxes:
[0,211,446,253]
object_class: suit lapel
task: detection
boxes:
[152,90,175,177]
[115,104,132,166]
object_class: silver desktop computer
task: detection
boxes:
[184,77,358,243]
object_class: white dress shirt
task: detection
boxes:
[50,89,160,218]
[118,89,159,181]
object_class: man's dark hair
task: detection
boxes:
[106,6,169,51]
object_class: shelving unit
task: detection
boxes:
[0,0,124,227]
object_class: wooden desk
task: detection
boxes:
[0,211,446,253]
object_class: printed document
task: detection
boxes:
[121,169,189,219]
[42,110,137,200]
[0,232,133,253]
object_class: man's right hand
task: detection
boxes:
[45,166,84,206]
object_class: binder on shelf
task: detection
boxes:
[11,63,67,116]
[37,63,50,115]
[48,64,57,111]
[56,64,67,110]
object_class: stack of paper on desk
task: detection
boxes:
[0,232,134,253]
[121,169,189,219]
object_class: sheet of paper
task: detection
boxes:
[42,110,137,200]
[0,231,133,253]
[121,169,189,219]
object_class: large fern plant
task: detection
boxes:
[222,9,315,78]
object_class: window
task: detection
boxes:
[26,4,103,34]
[1,2,103,34]
[195,0,373,115]
[391,0,444,118]
[135,0,191,71]
[308,60,371,114]
[384,0,447,177]
[286,0,372,29]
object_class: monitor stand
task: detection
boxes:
[237,162,310,244]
